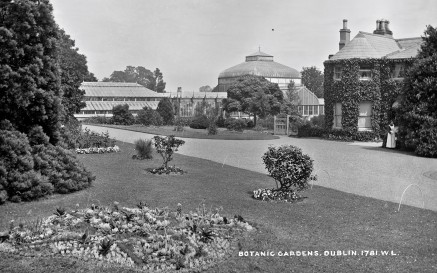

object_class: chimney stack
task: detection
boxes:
[339,19,351,50]
[373,19,393,37]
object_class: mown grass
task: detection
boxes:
[84,124,279,140]
[0,141,436,273]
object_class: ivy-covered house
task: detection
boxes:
[324,19,422,139]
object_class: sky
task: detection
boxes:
[51,0,437,93]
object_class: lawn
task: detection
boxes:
[83,123,279,140]
[0,141,436,272]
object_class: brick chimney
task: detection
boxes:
[373,19,393,37]
[339,19,351,50]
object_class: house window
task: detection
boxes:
[308,105,314,115]
[319,105,325,115]
[334,66,342,80]
[314,105,319,116]
[359,66,372,80]
[358,101,372,131]
[333,103,342,129]
[391,64,406,79]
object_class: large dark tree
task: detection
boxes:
[222,75,284,125]
[301,66,324,98]
[0,0,62,144]
[397,25,437,157]
[103,66,166,92]
[58,29,97,119]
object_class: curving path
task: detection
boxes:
[84,125,437,211]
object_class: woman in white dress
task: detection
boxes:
[386,121,396,148]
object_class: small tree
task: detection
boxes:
[111,104,134,125]
[262,145,316,192]
[156,97,175,125]
[152,135,185,172]
[133,139,153,160]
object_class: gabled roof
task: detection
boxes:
[81,82,167,98]
[330,32,422,60]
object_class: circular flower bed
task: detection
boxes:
[253,188,307,203]
[0,203,253,272]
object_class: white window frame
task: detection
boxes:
[334,66,342,81]
[333,103,342,129]
[358,101,373,131]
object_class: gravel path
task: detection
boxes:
[84,125,437,211]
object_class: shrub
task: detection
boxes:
[111,104,134,125]
[262,145,316,193]
[133,139,153,160]
[246,119,255,128]
[156,97,175,125]
[82,116,112,125]
[136,108,163,126]
[225,118,246,132]
[173,117,190,132]
[0,127,95,204]
[310,115,325,128]
[190,115,209,129]
[32,144,95,194]
[215,115,225,128]
[297,123,326,138]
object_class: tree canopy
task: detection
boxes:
[397,25,437,157]
[301,66,324,98]
[222,75,284,124]
[103,66,166,92]
[199,85,212,92]
[58,29,97,119]
[0,0,62,143]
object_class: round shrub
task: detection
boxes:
[189,115,209,129]
[225,118,247,132]
[207,123,218,135]
[262,145,316,193]
[136,108,163,126]
[246,119,255,128]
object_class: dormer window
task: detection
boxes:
[359,66,372,81]
[334,66,342,80]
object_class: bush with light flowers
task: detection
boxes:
[254,145,317,202]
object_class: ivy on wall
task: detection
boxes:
[323,58,414,140]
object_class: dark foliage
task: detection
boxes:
[0,0,62,144]
[225,118,246,132]
[136,107,163,126]
[0,127,94,204]
[190,115,209,129]
[111,104,134,125]
[262,145,316,193]
[156,97,175,125]
[133,139,153,160]
[396,25,437,157]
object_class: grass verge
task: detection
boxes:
[83,124,278,140]
[0,141,436,272]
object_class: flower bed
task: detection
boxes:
[75,145,120,154]
[0,203,253,272]
[253,188,307,203]
[147,166,186,175]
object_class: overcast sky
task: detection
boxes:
[51,0,436,93]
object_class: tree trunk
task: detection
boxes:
[254,114,257,126]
